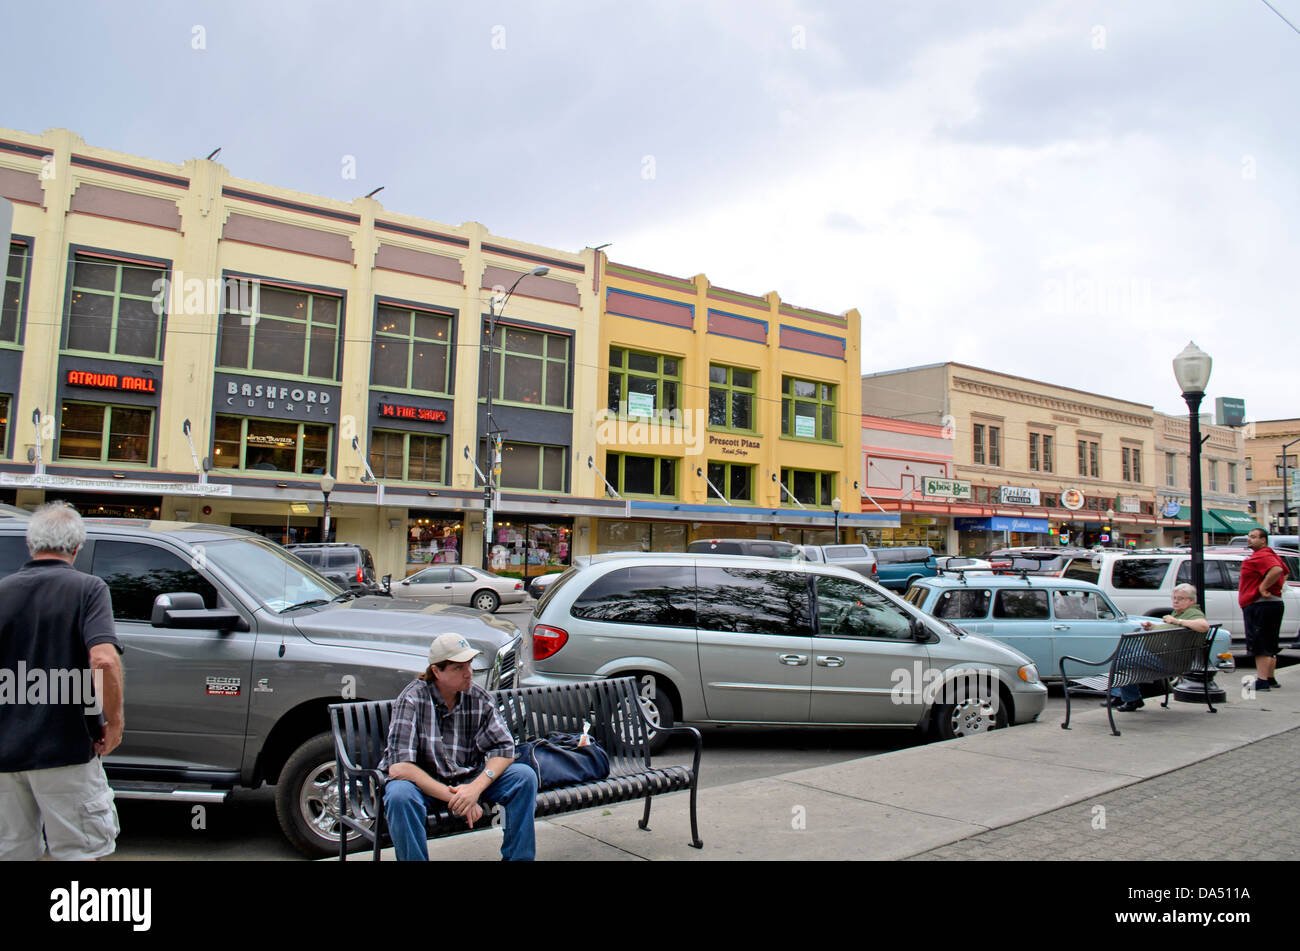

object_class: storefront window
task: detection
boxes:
[57,402,152,464]
[607,452,676,499]
[487,520,571,580]
[596,520,686,552]
[407,516,462,570]
[213,414,332,474]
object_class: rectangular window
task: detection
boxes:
[607,347,677,418]
[64,253,166,360]
[1166,452,1177,487]
[606,451,676,499]
[369,429,445,483]
[974,424,985,466]
[706,461,754,503]
[780,467,835,507]
[1228,462,1237,494]
[1029,432,1052,472]
[57,402,153,464]
[1079,440,1100,478]
[481,324,570,408]
[708,364,755,431]
[988,426,1001,467]
[0,394,10,452]
[213,414,332,475]
[782,377,835,441]
[1029,433,1040,471]
[480,441,566,492]
[1042,434,1053,473]
[371,305,452,394]
[1207,459,1218,492]
[1122,446,1142,483]
[3,241,30,345]
[219,282,341,381]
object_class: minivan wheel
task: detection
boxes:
[275,732,370,859]
[932,694,1007,741]
[634,675,676,755]
[471,589,500,613]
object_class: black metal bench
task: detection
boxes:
[1060,625,1219,736]
[328,676,703,860]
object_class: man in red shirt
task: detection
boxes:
[1239,528,1289,690]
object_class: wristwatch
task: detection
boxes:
[484,767,497,781]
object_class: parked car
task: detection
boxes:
[0,515,524,858]
[392,563,525,613]
[903,574,1234,682]
[1062,549,1300,646]
[869,546,938,590]
[933,555,998,575]
[984,547,1095,577]
[285,542,385,596]
[1229,533,1298,550]
[684,538,803,559]
[525,553,1048,749]
[795,543,878,581]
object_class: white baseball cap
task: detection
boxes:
[428,632,481,666]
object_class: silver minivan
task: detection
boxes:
[524,554,1047,749]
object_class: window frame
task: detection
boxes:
[781,375,837,442]
[370,302,453,395]
[0,393,9,458]
[211,413,333,476]
[481,440,568,492]
[607,346,679,419]
[369,428,446,484]
[218,279,343,383]
[482,321,572,410]
[1028,430,1055,473]
[62,251,168,363]
[3,239,32,347]
[707,363,757,432]
[606,451,678,500]
[1122,445,1143,483]
[55,400,155,466]
[779,467,836,508]
[705,460,756,504]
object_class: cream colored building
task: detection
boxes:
[1152,411,1255,543]
[862,363,1185,552]
[1245,418,1300,536]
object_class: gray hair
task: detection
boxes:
[26,502,87,558]
[1172,583,1198,601]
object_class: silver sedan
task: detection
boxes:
[392,564,525,613]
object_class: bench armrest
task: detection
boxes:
[1058,649,1117,683]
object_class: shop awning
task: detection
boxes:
[955,516,1050,533]
[1206,508,1262,534]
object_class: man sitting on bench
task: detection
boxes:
[1108,583,1210,712]
[378,633,539,861]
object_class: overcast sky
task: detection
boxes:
[3,0,1296,421]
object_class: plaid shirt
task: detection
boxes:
[378,679,514,784]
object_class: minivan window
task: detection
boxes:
[696,567,811,636]
[933,589,992,620]
[1112,559,1171,589]
[92,540,219,621]
[569,565,696,627]
[993,589,1050,619]
[814,576,912,639]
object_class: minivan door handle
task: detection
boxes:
[778,653,808,666]
[816,655,845,667]
[1052,624,1070,630]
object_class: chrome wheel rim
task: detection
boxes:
[947,697,995,737]
[474,593,497,611]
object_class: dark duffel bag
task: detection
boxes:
[513,732,611,790]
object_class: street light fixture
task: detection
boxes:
[482,265,549,568]
[320,474,336,543]
[1172,341,1212,608]
[832,496,842,542]
[1105,507,1115,547]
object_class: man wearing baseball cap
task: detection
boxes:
[378,632,538,860]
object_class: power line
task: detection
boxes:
[1259,0,1300,36]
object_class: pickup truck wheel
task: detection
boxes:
[275,732,368,859]
[635,674,676,755]
[471,589,500,613]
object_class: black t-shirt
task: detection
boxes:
[0,559,121,771]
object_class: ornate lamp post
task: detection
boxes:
[320,474,336,543]
[832,496,842,543]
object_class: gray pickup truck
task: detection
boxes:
[0,511,524,858]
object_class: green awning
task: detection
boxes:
[1207,509,1263,533]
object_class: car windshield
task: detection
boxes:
[204,537,344,612]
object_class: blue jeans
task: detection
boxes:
[1110,683,1142,702]
[384,763,538,861]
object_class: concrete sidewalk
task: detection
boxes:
[374,670,1300,861]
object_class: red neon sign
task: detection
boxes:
[379,403,447,422]
[66,370,157,393]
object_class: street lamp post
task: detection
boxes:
[1105,507,1115,548]
[832,496,842,542]
[1279,438,1300,536]
[482,266,549,569]
[320,474,336,543]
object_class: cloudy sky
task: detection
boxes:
[4,0,1296,420]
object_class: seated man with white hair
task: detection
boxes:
[1107,582,1210,712]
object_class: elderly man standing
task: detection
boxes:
[0,503,124,861]
[1240,528,1288,691]
[378,632,538,861]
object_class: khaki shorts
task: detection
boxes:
[0,758,119,861]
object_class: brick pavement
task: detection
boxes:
[909,726,1300,861]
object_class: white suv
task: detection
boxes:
[1062,550,1300,646]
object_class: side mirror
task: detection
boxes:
[382,574,392,592]
[911,616,931,641]
[151,593,248,632]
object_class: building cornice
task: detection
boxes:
[951,376,1153,428]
